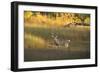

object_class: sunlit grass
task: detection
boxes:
[24,26,90,50]
[24,33,48,49]
[24,26,90,61]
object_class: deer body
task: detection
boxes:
[51,33,70,48]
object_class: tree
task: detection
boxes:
[75,14,90,25]
[24,11,33,20]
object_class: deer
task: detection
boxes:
[51,32,71,48]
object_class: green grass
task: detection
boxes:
[24,26,90,61]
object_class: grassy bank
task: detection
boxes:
[24,26,90,61]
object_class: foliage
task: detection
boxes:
[24,11,90,28]
[24,11,33,20]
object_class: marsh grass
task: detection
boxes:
[24,26,90,61]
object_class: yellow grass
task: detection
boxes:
[24,33,48,49]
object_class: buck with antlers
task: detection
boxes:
[51,32,70,48]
